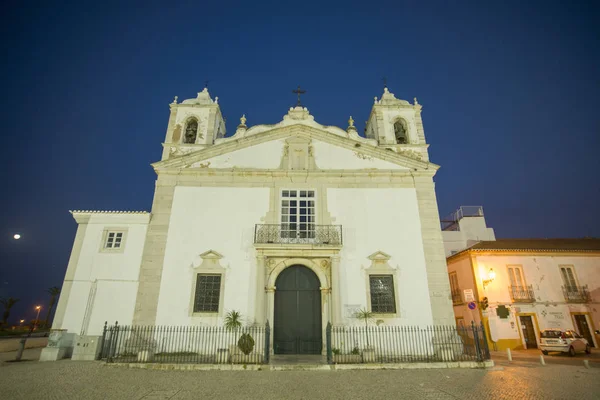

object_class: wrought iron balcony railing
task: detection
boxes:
[509,285,535,303]
[254,224,342,245]
[562,285,591,303]
[451,289,463,305]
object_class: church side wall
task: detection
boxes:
[328,188,435,326]
[57,216,148,335]
[154,186,270,326]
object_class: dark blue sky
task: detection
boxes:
[1,1,599,323]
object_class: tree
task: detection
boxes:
[44,286,61,327]
[0,297,20,326]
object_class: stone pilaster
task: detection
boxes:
[132,175,176,326]
[414,176,454,325]
[330,256,342,324]
[254,255,266,324]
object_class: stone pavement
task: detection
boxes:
[1,357,599,399]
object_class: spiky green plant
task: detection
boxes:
[224,310,242,331]
[354,308,374,348]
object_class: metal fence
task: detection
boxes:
[100,322,270,364]
[562,285,591,303]
[509,285,535,302]
[326,322,490,364]
[254,224,342,245]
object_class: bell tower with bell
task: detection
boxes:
[365,84,430,162]
[160,85,226,160]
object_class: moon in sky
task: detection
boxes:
[13,234,21,240]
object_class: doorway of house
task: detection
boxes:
[273,265,322,354]
[519,315,538,349]
[573,314,595,347]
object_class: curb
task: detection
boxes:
[105,360,494,371]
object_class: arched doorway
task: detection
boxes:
[274,265,322,354]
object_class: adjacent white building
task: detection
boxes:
[447,239,600,351]
[50,86,455,357]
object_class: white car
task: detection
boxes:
[540,329,591,356]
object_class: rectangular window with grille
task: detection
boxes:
[193,274,222,313]
[369,275,396,313]
[104,231,124,249]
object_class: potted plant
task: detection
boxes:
[223,310,258,364]
[354,308,376,363]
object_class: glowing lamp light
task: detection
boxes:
[13,234,21,240]
[483,268,496,289]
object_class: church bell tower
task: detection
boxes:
[160,87,226,160]
[365,87,430,162]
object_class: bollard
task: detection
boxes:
[583,360,590,369]
[506,348,512,362]
[540,355,546,366]
[15,338,27,361]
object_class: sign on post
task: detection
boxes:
[468,301,477,310]
[464,289,475,302]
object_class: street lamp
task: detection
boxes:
[33,305,41,331]
[19,319,24,326]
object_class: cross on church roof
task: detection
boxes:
[292,85,306,107]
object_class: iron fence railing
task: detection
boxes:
[451,289,463,305]
[100,322,270,364]
[441,206,485,231]
[254,224,342,245]
[562,285,591,303]
[509,285,535,303]
[326,322,490,364]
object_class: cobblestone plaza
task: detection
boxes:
[1,349,599,399]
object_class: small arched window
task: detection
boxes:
[394,120,408,144]
[184,119,198,144]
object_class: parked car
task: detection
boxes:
[539,329,591,356]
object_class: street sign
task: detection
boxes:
[464,289,475,302]
[468,301,477,310]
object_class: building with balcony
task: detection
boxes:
[446,238,600,351]
[49,86,454,358]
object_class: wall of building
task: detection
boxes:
[328,187,434,326]
[446,255,480,326]
[464,253,600,350]
[56,214,148,335]
[155,186,271,326]
[153,185,435,328]
[442,216,496,257]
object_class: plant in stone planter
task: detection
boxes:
[354,308,376,362]
[223,310,256,362]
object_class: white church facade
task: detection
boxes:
[50,86,456,357]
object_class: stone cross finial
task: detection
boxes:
[240,114,247,125]
[348,116,354,127]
